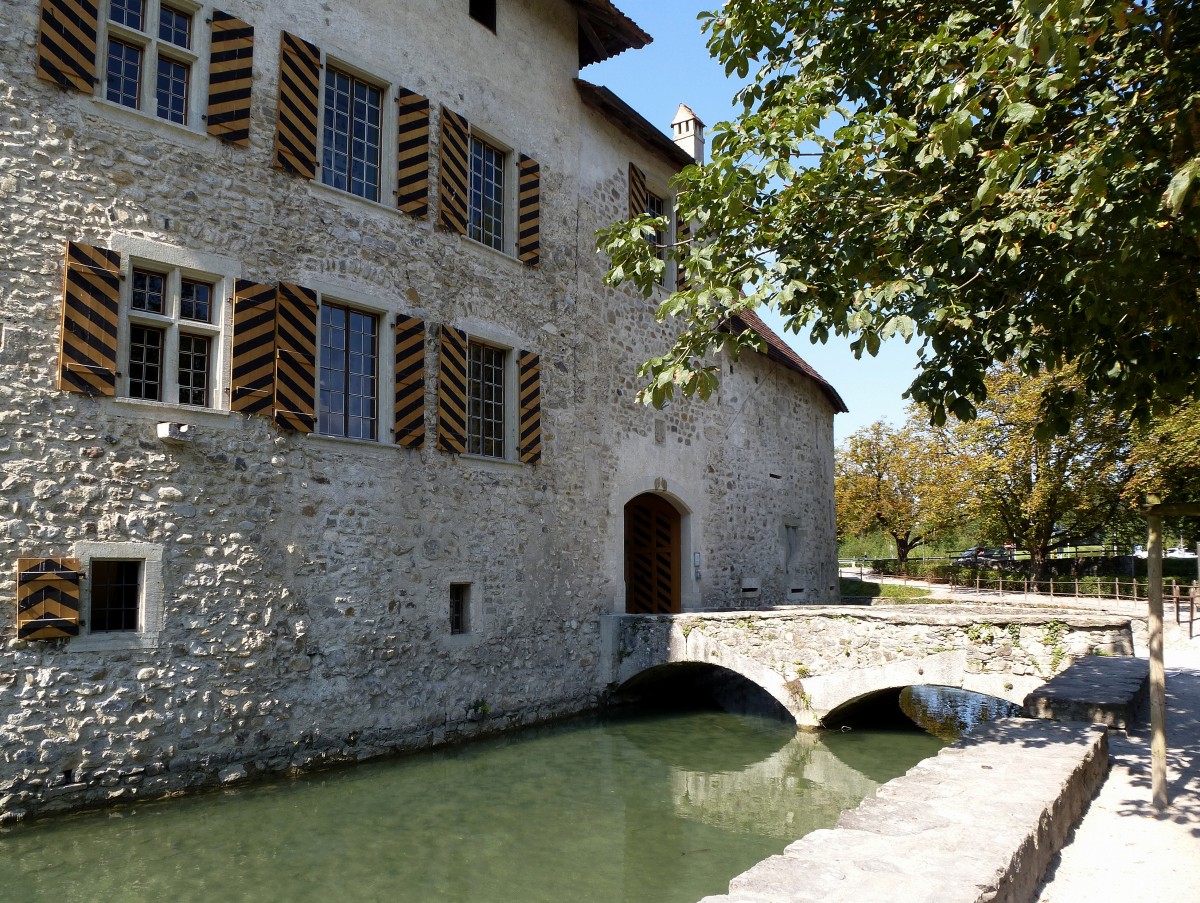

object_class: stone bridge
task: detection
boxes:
[601,607,1135,728]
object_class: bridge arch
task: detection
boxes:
[614,661,795,721]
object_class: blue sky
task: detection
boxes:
[588,1,921,442]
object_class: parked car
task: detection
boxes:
[1166,547,1198,559]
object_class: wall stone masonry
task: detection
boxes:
[607,607,1136,727]
[0,0,842,821]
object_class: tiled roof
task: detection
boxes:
[568,0,651,66]
[575,79,696,169]
[730,309,849,414]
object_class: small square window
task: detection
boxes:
[450,584,470,635]
[158,4,192,48]
[132,268,166,314]
[110,0,146,31]
[180,277,212,322]
[128,323,165,401]
[469,0,497,32]
[89,560,142,633]
[106,39,143,109]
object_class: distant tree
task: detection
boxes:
[835,418,965,563]
[942,364,1131,576]
[599,0,1200,431]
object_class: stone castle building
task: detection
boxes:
[0,0,845,821]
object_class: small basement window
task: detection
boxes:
[450,583,470,635]
[89,560,142,632]
[470,0,497,32]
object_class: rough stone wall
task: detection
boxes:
[0,0,841,821]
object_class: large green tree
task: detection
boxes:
[600,0,1200,430]
[835,418,965,562]
[942,364,1131,576]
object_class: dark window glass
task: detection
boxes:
[469,137,505,251]
[319,303,378,440]
[128,324,163,400]
[467,341,505,458]
[321,69,382,202]
[177,333,209,406]
[131,269,165,313]
[106,39,142,109]
[180,278,212,322]
[646,192,667,284]
[109,0,145,31]
[158,4,191,47]
[90,560,141,632]
[450,584,469,634]
[469,0,496,32]
[156,56,189,124]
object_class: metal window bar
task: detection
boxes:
[177,333,209,406]
[450,584,469,635]
[128,324,164,401]
[319,303,378,440]
[89,559,141,632]
[467,342,505,457]
[322,69,382,202]
[106,39,143,109]
[469,137,505,251]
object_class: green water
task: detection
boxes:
[0,711,946,903]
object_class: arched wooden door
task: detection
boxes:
[624,493,681,614]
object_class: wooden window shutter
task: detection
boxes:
[206,11,254,146]
[517,154,541,267]
[394,315,426,448]
[58,241,119,397]
[396,88,430,217]
[230,280,277,417]
[675,206,691,291]
[517,350,542,464]
[16,557,81,640]
[273,282,318,433]
[35,0,98,92]
[274,31,320,178]
[628,162,648,220]
[435,324,468,454]
[438,106,470,235]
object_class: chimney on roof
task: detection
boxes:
[672,103,705,164]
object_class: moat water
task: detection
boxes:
[0,687,1015,903]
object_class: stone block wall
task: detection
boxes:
[0,0,841,821]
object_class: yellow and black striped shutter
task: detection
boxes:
[436,324,468,454]
[35,0,98,92]
[16,557,81,640]
[517,154,541,267]
[628,162,648,220]
[274,282,318,433]
[230,280,276,417]
[274,31,320,178]
[394,315,426,448]
[438,106,469,235]
[58,241,119,397]
[518,350,542,464]
[206,11,254,146]
[675,206,691,291]
[396,88,430,217]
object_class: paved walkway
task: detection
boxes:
[844,572,1200,899]
[1032,628,1200,901]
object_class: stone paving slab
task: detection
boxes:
[697,719,1109,903]
[1022,655,1149,730]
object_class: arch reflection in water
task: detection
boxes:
[824,684,1023,742]
[0,709,944,903]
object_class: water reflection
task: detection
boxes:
[0,710,944,903]
[900,685,1023,741]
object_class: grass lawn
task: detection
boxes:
[839,576,933,600]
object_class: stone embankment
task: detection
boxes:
[698,719,1110,903]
